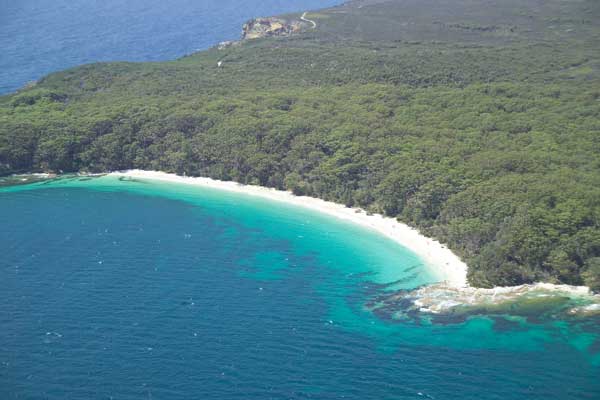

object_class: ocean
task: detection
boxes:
[1,175,599,399]
[1,0,600,397]
[0,0,341,94]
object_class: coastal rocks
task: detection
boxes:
[368,282,600,323]
[215,16,308,51]
[242,17,307,40]
[568,303,600,316]
[0,173,57,188]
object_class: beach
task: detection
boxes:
[5,168,600,397]
[110,170,469,288]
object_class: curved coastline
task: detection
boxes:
[108,170,600,316]
[109,169,469,287]
[7,169,598,315]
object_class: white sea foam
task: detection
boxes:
[387,282,600,315]
[106,170,599,308]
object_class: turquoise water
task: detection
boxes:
[1,175,599,399]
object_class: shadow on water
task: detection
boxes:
[117,176,152,184]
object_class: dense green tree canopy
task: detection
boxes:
[1,0,599,289]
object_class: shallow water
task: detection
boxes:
[1,175,599,399]
[0,0,341,94]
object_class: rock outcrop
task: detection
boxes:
[367,282,600,322]
[242,17,306,40]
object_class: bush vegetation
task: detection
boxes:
[1,0,599,289]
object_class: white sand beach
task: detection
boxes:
[110,170,469,287]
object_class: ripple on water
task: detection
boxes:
[1,177,599,399]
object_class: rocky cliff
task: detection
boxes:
[242,17,306,40]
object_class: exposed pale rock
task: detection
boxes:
[242,17,307,40]
[371,282,600,319]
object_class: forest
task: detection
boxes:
[1,0,599,289]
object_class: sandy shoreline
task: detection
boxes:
[110,170,469,287]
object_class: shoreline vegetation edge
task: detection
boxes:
[4,169,599,314]
[107,170,600,315]
[111,170,469,287]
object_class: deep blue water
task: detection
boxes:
[0,0,341,94]
[1,176,599,399]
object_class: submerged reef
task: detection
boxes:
[368,282,600,324]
